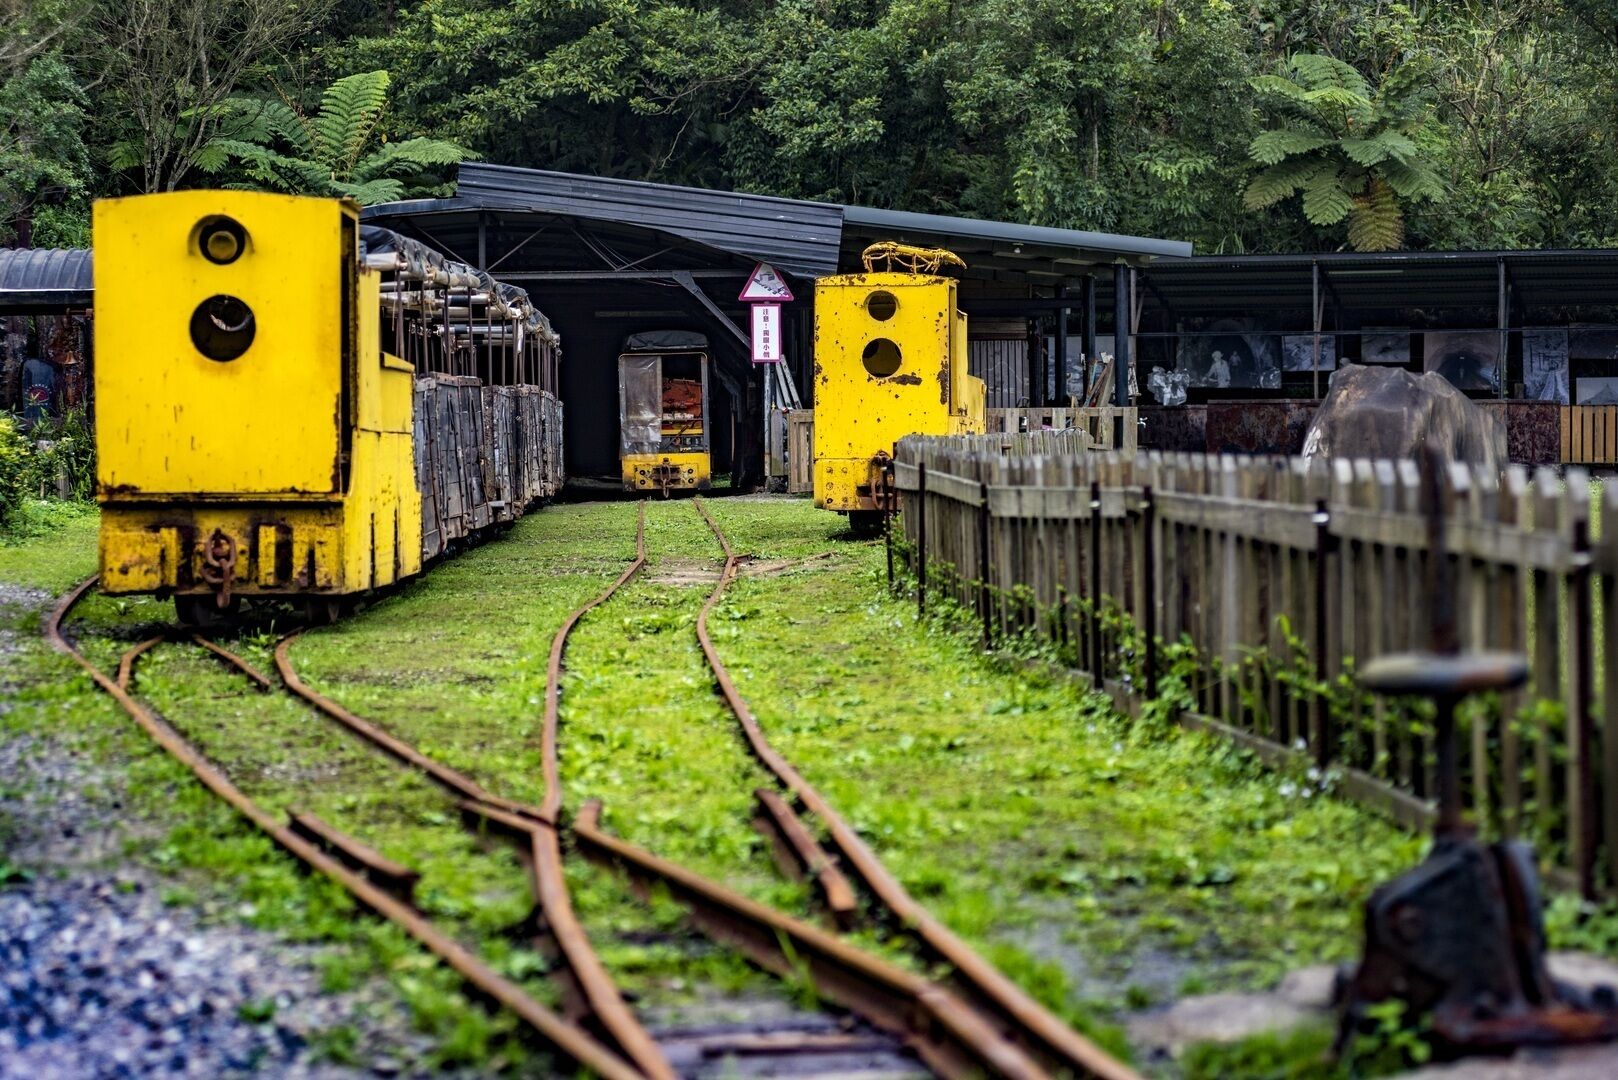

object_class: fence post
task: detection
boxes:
[917,461,928,620]
[884,458,895,592]
[1312,498,1334,770]
[1141,485,1157,700]
[1090,480,1103,690]
[1571,511,1597,899]
[978,480,993,648]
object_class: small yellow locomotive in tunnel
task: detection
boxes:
[618,332,712,495]
[813,243,985,535]
[93,190,563,624]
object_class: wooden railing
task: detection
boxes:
[783,407,1134,494]
[983,406,1139,450]
[1562,405,1618,465]
[893,435,1618,898]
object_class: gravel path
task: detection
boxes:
[0,590,453,1078]
[0,874,422,1078]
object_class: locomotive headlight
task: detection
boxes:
[189,294,256,361]
[196,215,247,265]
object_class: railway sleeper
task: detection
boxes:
[572,798,1050,1080]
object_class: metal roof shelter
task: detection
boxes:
[365,163,1189,481]
[413,162,1193,280]
[0,247,92,312]
[1071,248,1618,407]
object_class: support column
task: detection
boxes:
[1497,256,1509,399]
[1083,276,1097,404]
[1112,264,1131,410]
[1054,285,1069,406]
[1312,260,1322,400]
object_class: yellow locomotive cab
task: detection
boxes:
[94,191,422,617]
[618,342,713,494]
[812,257,985,534]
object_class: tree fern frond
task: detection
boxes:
[1347,177,1404,251]
[1242,158,1320,210]
[1288,53,1370,100]
[1378,157,1445,201]
[1249,128,1334,166]
[334,177,406,205]
[1301,168,1356,225]
[352,137,466,181]
[1250,74,1311,103]
[315,70,390,171]
[1302,86,1375,122]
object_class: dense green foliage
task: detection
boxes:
[6,1,1618,250]
[205,70,465,204]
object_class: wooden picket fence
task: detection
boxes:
[783,406,1133,494]
[893,434,1618,898]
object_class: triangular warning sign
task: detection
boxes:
[739,262,794,302]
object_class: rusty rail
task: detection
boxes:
[269,505,671,1080]
[529,501,674,1080]
[570,800,1046,1080]
[43,578,641,1080]
[753,787,858,926]
[689,497,1140,1080]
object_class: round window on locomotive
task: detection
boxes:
[865,290,898,321]
[194,215,248,265]
[861,337,902,378]
[189,295,256,362]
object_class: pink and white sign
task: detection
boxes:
[739,263,794,302]
[751,303,783,363]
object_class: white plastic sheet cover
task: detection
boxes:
[619,354,662,455]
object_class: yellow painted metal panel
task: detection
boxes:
[622,450,710,491]
[99,505,344,595]
[94,191,345,497]
[812,273,985,511]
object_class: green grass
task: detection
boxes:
[699,500,1423,1007]
[9,491,1616,1077]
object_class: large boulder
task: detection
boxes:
[1301,363,1508,470]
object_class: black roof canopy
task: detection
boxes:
[1125,249,1618,321]
[366,163,1193,283]
[0,247,92,312]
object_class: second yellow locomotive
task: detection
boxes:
[813,244,984,535]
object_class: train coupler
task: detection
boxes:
[198,528,238,608]
[868,451,898,514]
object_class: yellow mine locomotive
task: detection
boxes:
[813,243,985,535]
[618,332,712,494]
[93,190,563,624]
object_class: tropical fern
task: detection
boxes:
[200,70,465,205]
[1243,53,1443,251]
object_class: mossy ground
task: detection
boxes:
[6,492,1613,1076]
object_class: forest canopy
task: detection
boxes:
[5,0,1618,254]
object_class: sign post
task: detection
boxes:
[740,263,798,487]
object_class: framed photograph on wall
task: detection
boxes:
[1282,334,1335,373]
[1570,326,1618,360]
[1176,319,1281,389]
[1577,376,1618,405]
[1359,328,1409,364]
[1524,329,1569,404]
[1423,330,1500,393]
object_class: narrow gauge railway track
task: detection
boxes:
[44,579,642,1080]
[45,498,1140,1079]
[689,498,1140,1080]
[43,505,986,1078]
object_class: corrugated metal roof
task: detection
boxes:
[0,247,93,309]
[841,205,1191,262]
[456,163,845,278]
[443,164,1192,277]
[1128,248,1618,313]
